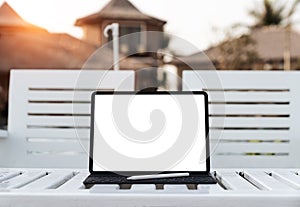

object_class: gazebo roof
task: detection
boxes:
[75,0,166,26]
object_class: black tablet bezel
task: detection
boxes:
[89,91,210,176]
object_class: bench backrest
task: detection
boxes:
[183,71,300,168]
[0,70,135,168]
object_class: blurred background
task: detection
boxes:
[0,0,300,127]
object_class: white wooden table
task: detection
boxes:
[0,168,299,207]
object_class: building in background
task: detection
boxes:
[75,0,166,55]
[75,0,168,90]
[172,26,300,73]
[206,27,300,70]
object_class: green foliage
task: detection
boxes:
[216,35,259,69]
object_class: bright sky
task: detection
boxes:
[1,0,300,54]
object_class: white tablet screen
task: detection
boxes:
[92,93,207,172]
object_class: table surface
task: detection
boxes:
[0,168,299,207]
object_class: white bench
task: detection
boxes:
[183,71,300,168]
[0,70,299,206]
[0,168,299,207]
[0,70,135,168]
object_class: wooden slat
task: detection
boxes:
[271,170,300,190]
[27,142,87,154]
[207,91,290,102]
[0,171,21,182]
[22,171,76,190]
[210,130,290,140]
[57,171,89,190]
[210,117,290,128]
[215,171,258,190]
[27,116,90,126]
[27,137,89,143]
[28,91,92,102]
[183,71,291,89]
[213,142,290,154]
[27,103,90,114]
[26,128,90,138]
[26,70,134,89]
[211,156,290,168]
[3,171,47,189]
[243,170,294,191]
[209,105,290,115]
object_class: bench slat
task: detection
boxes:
[27,116,90,126]
[3,171,47,189]
[215,170,258,190]
[28,103,90,114]
[209,105,290,115]
[271,170,300,190]
[210,117,290,128]
[57,171,89,191]
[213,142,290,154]
[210,130,290,140]
[21,171,76,190]
[26,128,90,138]
[243,170,294,191]
[207,91,290,102]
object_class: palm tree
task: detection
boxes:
[250,0,283,27]
[249,0,300,70]
[249,0,300,28]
